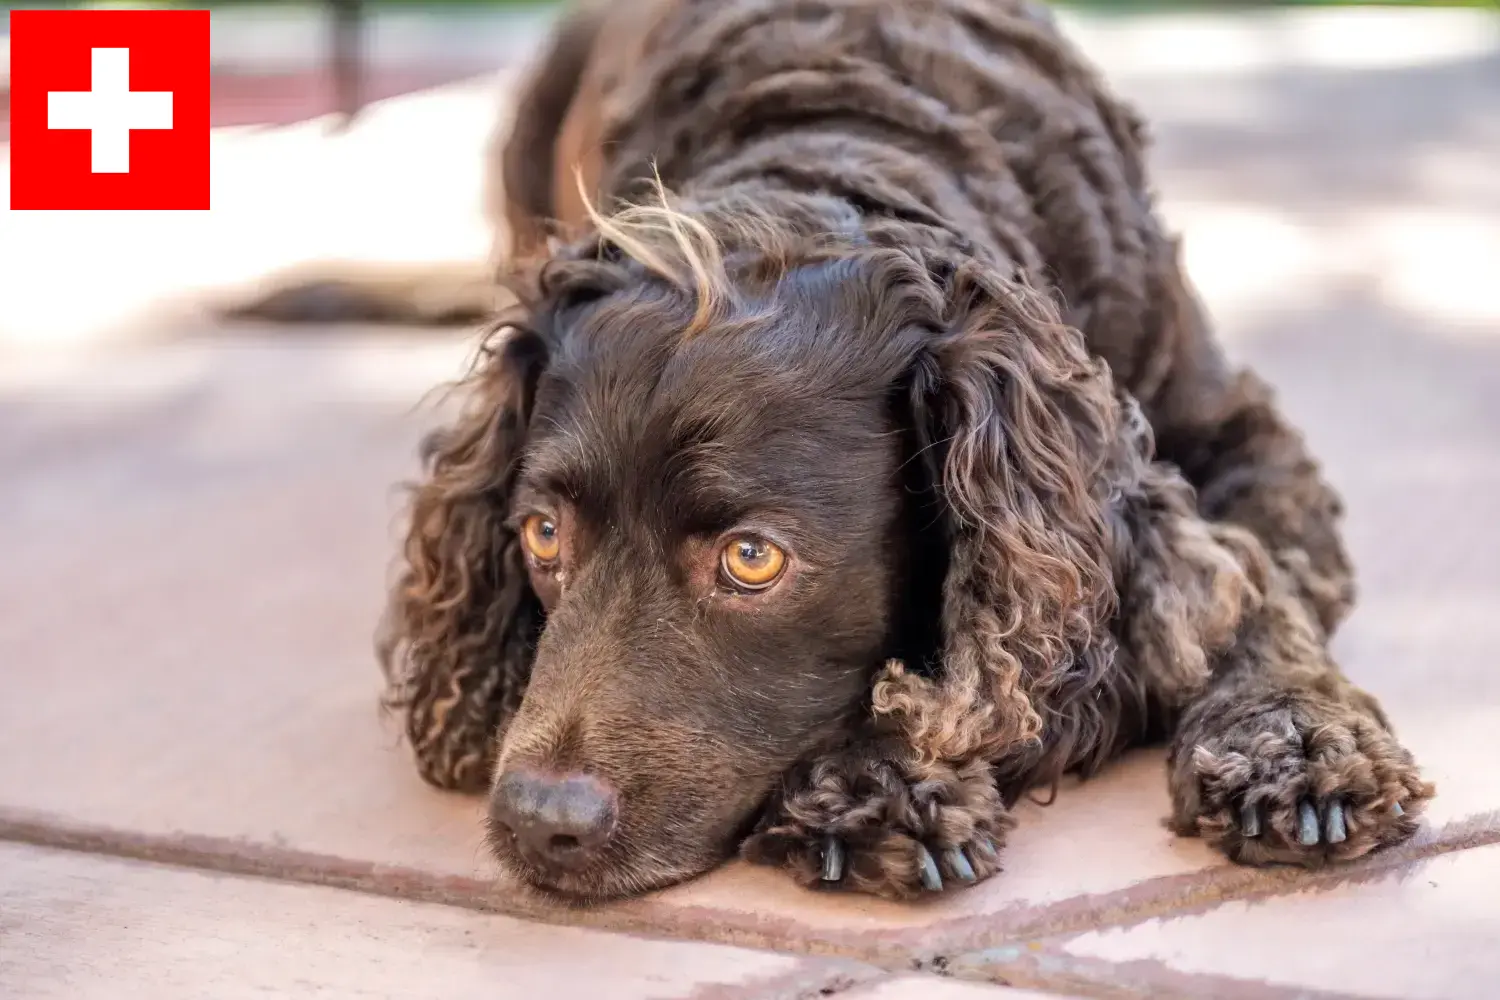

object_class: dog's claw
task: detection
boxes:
[1297,800,1320,846]
[1325,800,1348,844]
[915,843,943,892]
[945,847,976,882]
[820,836,844,882]
[1392,802,1405,818]
[1240,802,1261,838]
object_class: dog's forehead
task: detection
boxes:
[589,310,885,433]
[525,299,900,518]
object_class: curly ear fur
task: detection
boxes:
[377,322,549,792]
[871,254,1271,802]
[872,258,1122,774]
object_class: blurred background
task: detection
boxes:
[1,3,1499,991]
[2,0,1496,349]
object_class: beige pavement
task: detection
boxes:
[2,7,1498,999]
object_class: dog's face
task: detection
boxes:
[487,254,946,900]
[387,222,1120,904]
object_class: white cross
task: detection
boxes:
[47,48,174,174]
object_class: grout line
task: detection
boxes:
[908,810,1500,960]
[941,941,1385,1000]
[0,807,911,959]
[679,959,886,1000]
[2,806,1497,988]
[910,812,1500,998]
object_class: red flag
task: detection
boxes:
[9,9,211,210]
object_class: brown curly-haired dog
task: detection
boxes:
[355,0,1436,902]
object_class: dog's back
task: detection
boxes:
[228,0,1185,406]
[518,0,1195,404]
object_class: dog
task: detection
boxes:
[245,0,1434,903]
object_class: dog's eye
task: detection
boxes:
[720,537,787,591]
[521,515,561,564]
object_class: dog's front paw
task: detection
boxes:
[1171,692,1434,866]
[742,747,1014,900]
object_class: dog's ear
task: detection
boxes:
[377,320,550,792]
[875,257,1123,772]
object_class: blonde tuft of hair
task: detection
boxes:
[574,167,730,337]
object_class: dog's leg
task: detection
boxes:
[1133,244,1355,637]
[1166,570,1434,865]
[1112,462,1434,865]
[741,711,1015,900]
[1117,247,1433,860]
[1160,370,1354,638]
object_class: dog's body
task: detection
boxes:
[295,0,1438,902]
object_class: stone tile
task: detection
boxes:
[0,336,491,879]
[847,975,1075,998]
[0,4,1496,972]
[0,842,866,1000]
[1057,843,1500,1000]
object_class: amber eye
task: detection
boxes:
[521,514,561,564]
[720,536,787,591]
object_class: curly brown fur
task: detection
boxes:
[376,323,549,791]
[1167,565,1433,866]
[370,0,1430,902]
[743,698,1015,899]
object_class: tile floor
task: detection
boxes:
[2,7,1498,999]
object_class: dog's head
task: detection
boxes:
[381,200,1122,902]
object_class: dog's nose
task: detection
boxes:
[490,767,618,869]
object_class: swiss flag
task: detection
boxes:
[8,9,211,210]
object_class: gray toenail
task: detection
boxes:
[1298,800,1320,846]
[915,843,943,892]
